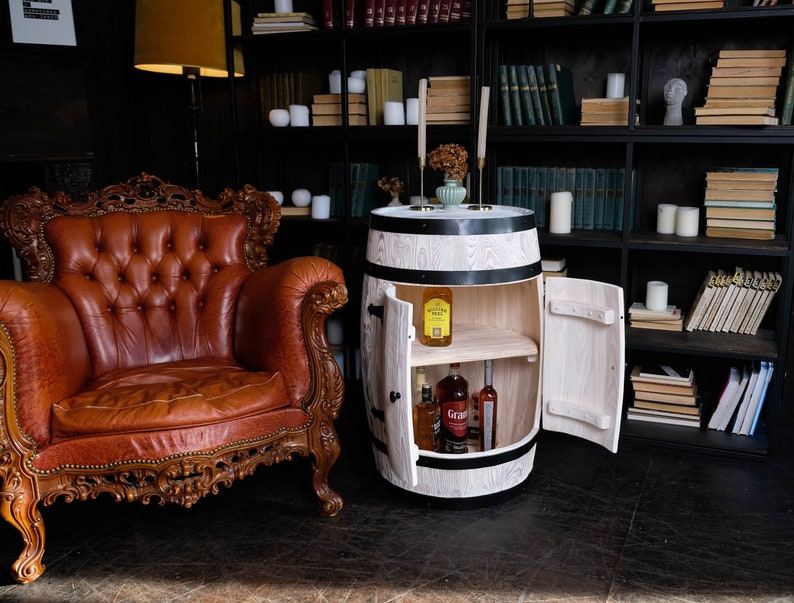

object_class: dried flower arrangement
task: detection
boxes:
[428,143,469,182]
[377,176,404,198]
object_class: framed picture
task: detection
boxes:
[7,0,76,46]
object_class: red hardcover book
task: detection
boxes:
[374,0,386,25]
[322,0,335,29]
[417,0,430,23]
[363,0,376,26]
[395,0,407,24]
[345,0,356,28]
[406,0,419,23]
[449,0,462,21]
[384,0,397,25]
[428,0,442,23]
[438,0,452,22]
[460,0,471,20]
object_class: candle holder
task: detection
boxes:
[411,157,433,211]
[469,157,492,211]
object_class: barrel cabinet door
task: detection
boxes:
[382,286,419,487]
[542,277,625,452]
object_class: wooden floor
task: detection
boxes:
[1,395,793,602]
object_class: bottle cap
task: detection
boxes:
[450,362,460,368]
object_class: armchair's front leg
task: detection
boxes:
[0,463,46,583]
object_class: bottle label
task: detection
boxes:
[442,400,468,437]
[482,400,495,451]
[423,297,451,338]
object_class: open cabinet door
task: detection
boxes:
[382,285,419,487]
[542,277,625,452]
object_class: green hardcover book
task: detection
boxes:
[361,162,382,216]
[508,65,524,126]
[579,0,601,15]
[582,167,596,230]
[603,168,617,230]
[502,165,514,205]
[617,0,633,13]
[349,162,362,217]
[526,65,546,126]
[540,167,556,228]
[593,168,606,230]
[614,168,626,230]
[498,65,513,126]
[496,166,504,204]
[517,65,538,126]
[536,167,548,225]
[602,0,619,14]
[534,65,553,125]
[780,46,794,126]
[512,166,523,207]
[574,168,584,230]
[544,64,577,125]
[527,166,538,213]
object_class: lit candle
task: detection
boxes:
[477,86,490,159]
[418,78,427,161]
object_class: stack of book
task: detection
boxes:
[684,268,782,335]
[650,0,723,11]
[365,68,403,126]
[498,64,576,126]
[707,362,774,435]
[704,167,777,240]
[427,75,470,124]
[627,365,701,428]
[505,0,530,18]
[580,97,638,126]
[541,257,567,281]
[533,0,576,17]
[628,302,684,331]
[695,49,786,126]
[311,93,368,127]
[251,12,319,34]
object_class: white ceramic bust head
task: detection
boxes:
[663,77,688,126]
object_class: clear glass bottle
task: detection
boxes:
[413,383,440,452]
[421,286,453,347]
[436,363,468,454]
[479,359,498,451]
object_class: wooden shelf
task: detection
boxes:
[410,324,538,367]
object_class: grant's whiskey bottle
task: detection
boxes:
[421,286,453,347]
[437,363,468,453]
[413,383,440,452]
[479,359,498,451]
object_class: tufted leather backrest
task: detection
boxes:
[44,210,252,380]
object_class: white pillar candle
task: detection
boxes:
[405,98,419,125]
[477,86,490,159]
[289,104,310,127]
[418,78,427,160]
[549,191,573,234]
[606,73,626,99]
[311,195,331,219]
[656,203,678,234]
[675,206,699,237]
[646,280,669,312]
[383,101,405,125]
[274,0,293,12]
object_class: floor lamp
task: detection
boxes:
[133,0,243,190]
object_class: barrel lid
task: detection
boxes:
[368,205,536,236]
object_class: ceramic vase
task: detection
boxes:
[435,179,466,209]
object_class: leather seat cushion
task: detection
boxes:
[51,358,291,442]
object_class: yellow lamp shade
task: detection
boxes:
[134,0,244,78]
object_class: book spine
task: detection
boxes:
[780,46,794,126]
[579,0,599,15]
[417,0,429,23]
[613,168,625,230]
[536,167,547,225]
[583,168,596,230]
[517,66,537,126]
[508,65,524,126]
[534,65,553,125]
[364,0,376,26]
[617,0,634,12]
[603,168,616,230]
[406,0,419,24]
[526,65,545,126]
[527,166,538,214]
[449,0,462,21]
[544,64,563,125]
[375,0,386,25]
[512,166,522,209]
[384,0,397,25]
[502,165,514,206]
[438,0,452,22]
[602,0,619,13]
[322,0,335,29]
[461,0,471,20]
[396,0,407,24]
[345,0,356,28]
[574,167,584,229]
[498,65,513,126]
[594,168,606,230]
[428,0,441,22]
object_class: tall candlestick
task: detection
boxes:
[477,86,490,159]
[418,78,427,160]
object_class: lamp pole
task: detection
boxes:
[185,67,202,190]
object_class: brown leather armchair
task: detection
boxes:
[0,173,348,583]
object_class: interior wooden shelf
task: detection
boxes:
[410,324,538,367]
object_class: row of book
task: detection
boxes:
[707,362,774,435]
[695,48,786,126]
[684,268,781,335]
[251,12,319,34]
[495,166,625,231]
[332,0,472,29]
[506,0,633,17]
[328,162,382,217]
[498,64,576,126]
[427,75,470,124]
[704,167,778,241]
[628,302,684,331]
[627,365,701,429]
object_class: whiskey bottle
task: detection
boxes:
[479,359,498,451]
[436,363,468,453]
[413,365,427,404]
[421,286,453,347]
[413,383,440,452]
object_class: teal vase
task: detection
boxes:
[436,179,467,209]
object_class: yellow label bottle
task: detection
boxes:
[421,286,453,347]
